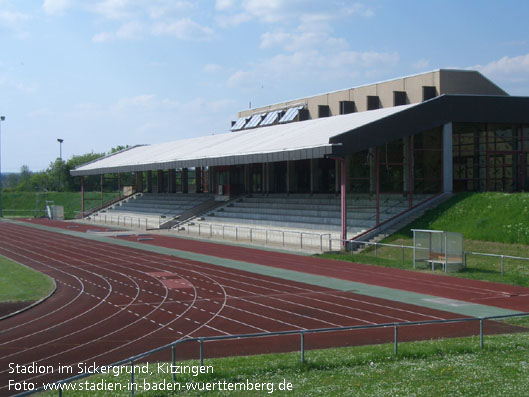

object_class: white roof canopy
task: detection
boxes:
[71,104,415,176]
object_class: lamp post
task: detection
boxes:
[0,116,5,217]
[57,138,64,161]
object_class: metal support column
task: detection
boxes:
[157,170,164,193]
[310,158,314,194]
[100,174,103,205]
[408,136,413,208]
[376,147,380,225]
[136,172,144,193]
[341,157,347,247]
[286,161,291,193]
[81,176,85,217]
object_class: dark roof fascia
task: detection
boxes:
[330,95,529,155]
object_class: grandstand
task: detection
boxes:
[71,69,529,249]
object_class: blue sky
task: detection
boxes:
[1,0,529,172]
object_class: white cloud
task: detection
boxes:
[472,53,529,77]
[204,63,222,73]
[215,0,236,11]
[0,7,31,38]
[115,94,179,110]
[260,30,347,52]
[227,49,399,89]
[413,59,430,70]
[92,21,143,42]
[216,1,374,27]
[42,0,71,15]
[152,18,214,40]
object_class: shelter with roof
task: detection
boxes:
[71,69,529,245]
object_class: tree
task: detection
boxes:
[20,165,32,181]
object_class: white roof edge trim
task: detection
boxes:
[70,103,417,177]
[70,145,335,176]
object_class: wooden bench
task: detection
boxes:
[425,253,462,271]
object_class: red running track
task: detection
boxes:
[0,220,526,395]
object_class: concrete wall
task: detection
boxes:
[238,69,506,121]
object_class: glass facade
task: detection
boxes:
[453,123,529,192]
[413,127,443,194]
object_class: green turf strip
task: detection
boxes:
[5,219,519,318]
[37,331,529,397]
[0,255,55,303]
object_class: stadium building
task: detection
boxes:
[71,69,529,244]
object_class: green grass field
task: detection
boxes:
[0,256,55,302]
[1,191,118,219]
[38,331,529,396]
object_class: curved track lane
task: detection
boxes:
[0,220,525,394]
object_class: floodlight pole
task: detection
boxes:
[0,116,5,217]
[57,138,64,161]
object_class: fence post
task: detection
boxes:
[375,242,378,259]
[282,231,285,246]
[394,325,398,355]
[320,234,323,252]
[402,246,405,265]
[300,233,303,249]
[236,227,238,241]
[480,318,484,349]
[300,332,305,364]
[250,228,253,242]
[501,255,504,276]
[210,224,212,237]
[199,339,204,366]
[266,229,268,244]
[198,223,201,236]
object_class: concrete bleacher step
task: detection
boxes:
[201,216,368,234]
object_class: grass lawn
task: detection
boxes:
[1,191,118,219]
[0,255,55,302]
[39,331,529,396]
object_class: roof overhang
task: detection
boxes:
[71,95,529,176]
[330,95,529,154]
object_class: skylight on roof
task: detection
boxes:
[279,106,304,124]
[260,110,281,126]
[231,117,249,131]
[245,113,266,128]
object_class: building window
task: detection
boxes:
[367,96,380,110]
[318,105,331,118]
[452,123,528,192]
[348,150,370,193]
[414,127,443,194]
[393,91,407,106]
[422,86,437,101]
[339,101,355,114]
